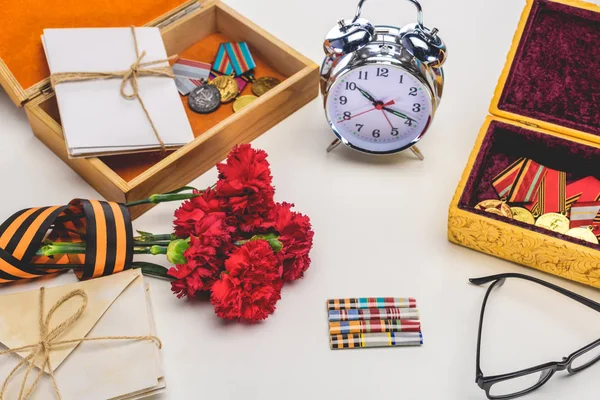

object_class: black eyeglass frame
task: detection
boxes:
[470,273,600,400]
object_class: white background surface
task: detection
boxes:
[1,0,600,399]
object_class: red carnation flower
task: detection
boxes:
[173,188,227,238]
[210,240,283,322]
[169,213,233,298]
[216,145,275,232]
[264,202,314,282]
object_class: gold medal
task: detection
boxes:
[535,213,570,234]
[475,200,513,219]
[252,77,281,97]
[209,76,239,103]
[565,227,599,244]
[510,207,535,224]
[233,95,258,113]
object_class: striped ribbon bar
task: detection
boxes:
[525,169,567,216]
[212,43,234,75]
[0,199,133,283]
[492,158,525,199]
[328,308,420,322]
[327,297,417,311]
[330,332,423,349]
[570,202,600,229]
[224,42,256,76]
[329,319,421,335]
[506,159,548,203]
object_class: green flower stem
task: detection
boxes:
[134,246,168,255]
[133,233,176,243]
[132,241,173,247]
[36,242,169,257]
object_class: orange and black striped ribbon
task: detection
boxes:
[0,199,133,284]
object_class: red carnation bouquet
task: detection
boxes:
[38,145,314,323]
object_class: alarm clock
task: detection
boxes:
[320,0,446,159]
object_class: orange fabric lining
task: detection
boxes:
[89,200,107,278]
[99,32,287,182]
[0,0,187,90]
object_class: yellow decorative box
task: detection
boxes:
[0,0,319,219]
[448,0,600,287]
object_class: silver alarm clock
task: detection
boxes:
[320,0,446,159]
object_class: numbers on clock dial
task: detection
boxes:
[326,64,432,153]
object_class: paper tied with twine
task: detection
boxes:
[43,26,194,157]
[0,269,165,399]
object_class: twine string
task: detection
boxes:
[0,287,161,400]
[49,26,177,152]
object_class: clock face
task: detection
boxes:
[325,64,433,154]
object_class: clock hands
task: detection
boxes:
[355,86,416,123]
[357,87,378,104]
[344,99,396,121]
[382,107,416,124]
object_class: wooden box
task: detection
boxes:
[448,0,600,287]
[0,0,319,219]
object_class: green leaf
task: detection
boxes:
[131,262,172,280]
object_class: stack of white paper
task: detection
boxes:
[43,27,194,158]
[0,269,165,399]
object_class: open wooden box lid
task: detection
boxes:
[0,0,202,106]
[490,0,600,144]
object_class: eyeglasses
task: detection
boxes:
[470,273,600,400]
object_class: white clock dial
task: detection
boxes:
[325,64,433,154]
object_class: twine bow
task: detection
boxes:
[50,26,178,152]
[0,288,161,400]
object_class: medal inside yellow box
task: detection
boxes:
[0,0,319,219]
[448,0,600,288]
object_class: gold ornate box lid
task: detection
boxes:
[489,0,600,145]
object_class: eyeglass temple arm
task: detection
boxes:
[470,273,600,313]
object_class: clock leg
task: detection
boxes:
[410,145,425,161]
[326,138,342,153]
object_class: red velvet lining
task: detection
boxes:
[458,120,600,249]
[498,0,600,136]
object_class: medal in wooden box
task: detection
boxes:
[0,0,319,219]
[448,0,600,288]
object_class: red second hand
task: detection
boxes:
[381,110,395,128]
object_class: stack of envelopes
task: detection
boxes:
[327,297,423,350]
[0,269,164,399]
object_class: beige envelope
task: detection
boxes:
[0,269,165,400]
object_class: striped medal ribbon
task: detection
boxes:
[327,297,417,310]
[525,169,567,216]
[492,158,525,199]
[212,43,234,75]
[0,199,133,284]
[492,158,548,203]
[212,42,256,77]
[330,332,423,349]
[328,307,420,322]
[569,202,600,232]
[329,319,421,335]
[566,176,600,210]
